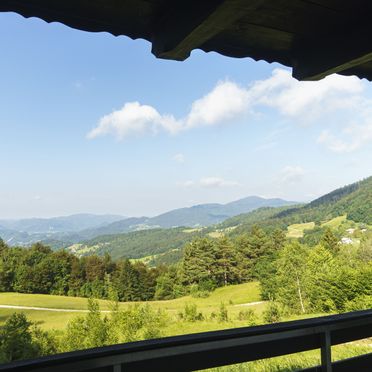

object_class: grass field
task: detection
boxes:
[205,343,372,371]
[321,215,347,228]
[0,282,264,332]
[1,283,371,370]
[286,222,315,238]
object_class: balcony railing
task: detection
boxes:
[1,309,371,372]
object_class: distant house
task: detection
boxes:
[341,237,353,245]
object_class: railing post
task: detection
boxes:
[321,330,332,372]
[113,364,122,372]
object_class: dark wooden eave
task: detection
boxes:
[1,0,372,81]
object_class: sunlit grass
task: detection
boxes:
[286,222,315,238]
[321,215,347,228]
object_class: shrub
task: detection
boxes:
[0,313,57,363]
[181,303,204,322]
[237,309,257,326]
[263,301,282,323]
[344,295,372,311]
[218,303,228,322]
[191,290,210,298]
[62,299,167,351]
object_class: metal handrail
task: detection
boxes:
[1,309,372,372]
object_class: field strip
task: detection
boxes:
[0,304,111,313]
[234,301,265,307]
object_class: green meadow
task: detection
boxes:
[0,282,265,333]
[1,283,370,371]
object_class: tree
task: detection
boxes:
[180,238,216,286]
[256,229,286,299]
[0,314,38,362]
[214,237,239,286]
[0,238,7,252]
[62,299,109,351]
[235,226,271,279]
[305,244,337,312]
[275,241,309,313]
[320,227,339,253]
[113,259,141,301]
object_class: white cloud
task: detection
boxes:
[173,153,185,163]
[87,102,181,140]
[251,69,363,119]
[180,180,195,188]
[179,177,240,188]
[317,121,372,153]
[278,166,305,184]
[88,81,249,140]
[185,81,249,128]
[200,177,240,188]
[88,69,372,152]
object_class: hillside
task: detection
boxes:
[66,176,371,261]
[73,196,296,239]
[217,205,301,229]
[0,196,295,247]
[0,214,125,247]
[276,176,372,224]
[147,196,296,228]
[228,176,372,236]
[0,214,124,234]
[69,227,203,260]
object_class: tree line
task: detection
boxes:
[1,225,371,313]
[0,240,162,301]
[0,227,286,302]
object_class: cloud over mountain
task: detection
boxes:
[88,69,372,152]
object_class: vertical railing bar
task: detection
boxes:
[321,330,332,372]
[112,364,122,372]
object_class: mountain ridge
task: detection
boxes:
[0,196,297,246]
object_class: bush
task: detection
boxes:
[180,303,204,322]
[191,290,210,298]
[344,295,372,311]
[198,279,216,292]
[263,302,282,323]
[218,303,228,322]
[62,299,167,351]
[237,309,257,326]
[0,313,57,363]
[189,280,215,298]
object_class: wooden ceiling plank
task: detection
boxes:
[151,0,268,61]
[293,28,372,80]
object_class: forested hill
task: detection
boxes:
[0,214,124,234]
[67,176,370,261]
[227,176,372,235]
[276,176,372,223]
[69,227,202,260]
[75,196,296,239]
[0,196,296,247]
[147,196,296,228]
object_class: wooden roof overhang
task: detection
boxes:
[1,0,372,81]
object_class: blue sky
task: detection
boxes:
[1,12,371,219]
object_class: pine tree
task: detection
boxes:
[180,238,216,286]
[320,227,339,253]
[214,237,239,286]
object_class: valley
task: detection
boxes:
[0,176,371,369]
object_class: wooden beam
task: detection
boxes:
[292,26,372,81]
[151,0,266,61]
